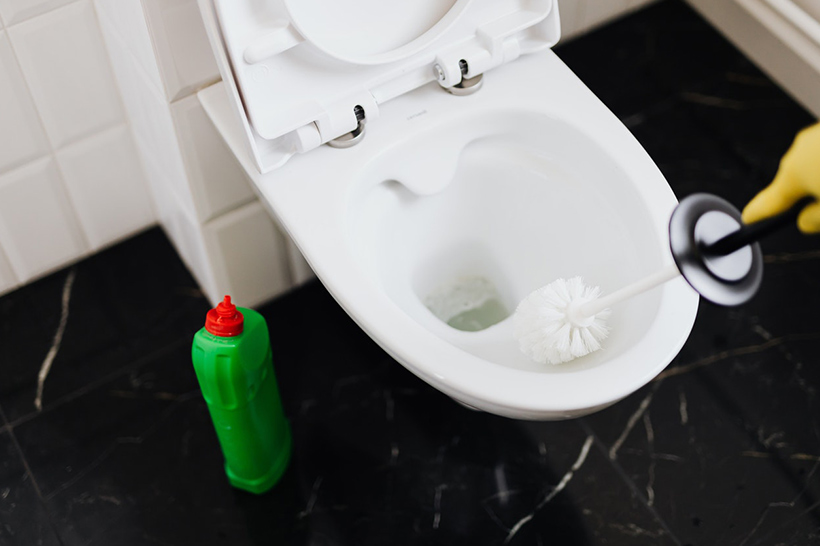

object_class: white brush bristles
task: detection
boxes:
[513,277,611,365]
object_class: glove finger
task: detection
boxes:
[797,202,820,234]
[742,169,804,224]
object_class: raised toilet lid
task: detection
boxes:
[207,0,560,171]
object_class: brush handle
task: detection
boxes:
[579,264,680,318]
[578,197,814,318]
[703,196,814,256]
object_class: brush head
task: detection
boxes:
[513,277,611,364]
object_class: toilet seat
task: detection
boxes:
[198,49,700,420]
[203,0,559,172]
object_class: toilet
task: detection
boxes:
[197,0,699,420]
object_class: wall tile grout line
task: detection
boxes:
[88,0,159,226]
[89,1,134,120]
[89,5,161,226]
[0,117,129,180]
[2,15,60,164]
[0,0,82,33]
[576,418,683,546]
[4,8,121,251]
[0,404,67,546]
[167,76,223,106]
[1,3,95,278]
[0,37,132,180]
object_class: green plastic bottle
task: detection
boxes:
[192,295,291,494]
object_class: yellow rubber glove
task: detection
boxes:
[742,122,820,233]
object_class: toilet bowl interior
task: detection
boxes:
[350,110,669,374]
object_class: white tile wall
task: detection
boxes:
[557,0,586,39]
[0,31,50,173]
[203,200,292,307]
[56,125,155,250]
[0,157,87,281]
[138,148,176,226]
[0,0,156,293]
[8,1,123,148]
[100,13,249,224]
[93,0,163,93]
[141,0,220,102]
[135,137,220,301]
[171,94,255,222]
[0,0,74,27]
[579,0,631,30]
[101,23,191,207]
[94,0,281,306]
[165,201,217,299]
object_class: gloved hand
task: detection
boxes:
[742,122,820,233]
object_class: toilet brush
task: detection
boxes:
[513,193,814,365]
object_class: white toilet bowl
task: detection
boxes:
[198,0,699,419]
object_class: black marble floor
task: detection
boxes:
[2,1,819,544]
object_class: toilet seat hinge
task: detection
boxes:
[328,105,367,149]
[434,59,484,96]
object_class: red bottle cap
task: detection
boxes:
[205,295,244,337]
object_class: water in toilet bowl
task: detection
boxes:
[423,275,509,332]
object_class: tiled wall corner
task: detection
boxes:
[99,19,193,210]
[141,0,220,102]
[93,0,163,92]
[97,1,252,225]
[96,0,297,308]
[0,157,87,280]
[170,94,256,222]
[163,202,217,301]
[56,125,155,250]
[8,0,123,148]
[202,200,292,307]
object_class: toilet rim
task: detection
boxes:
[200,51,700,418]
[265,129,697,418]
